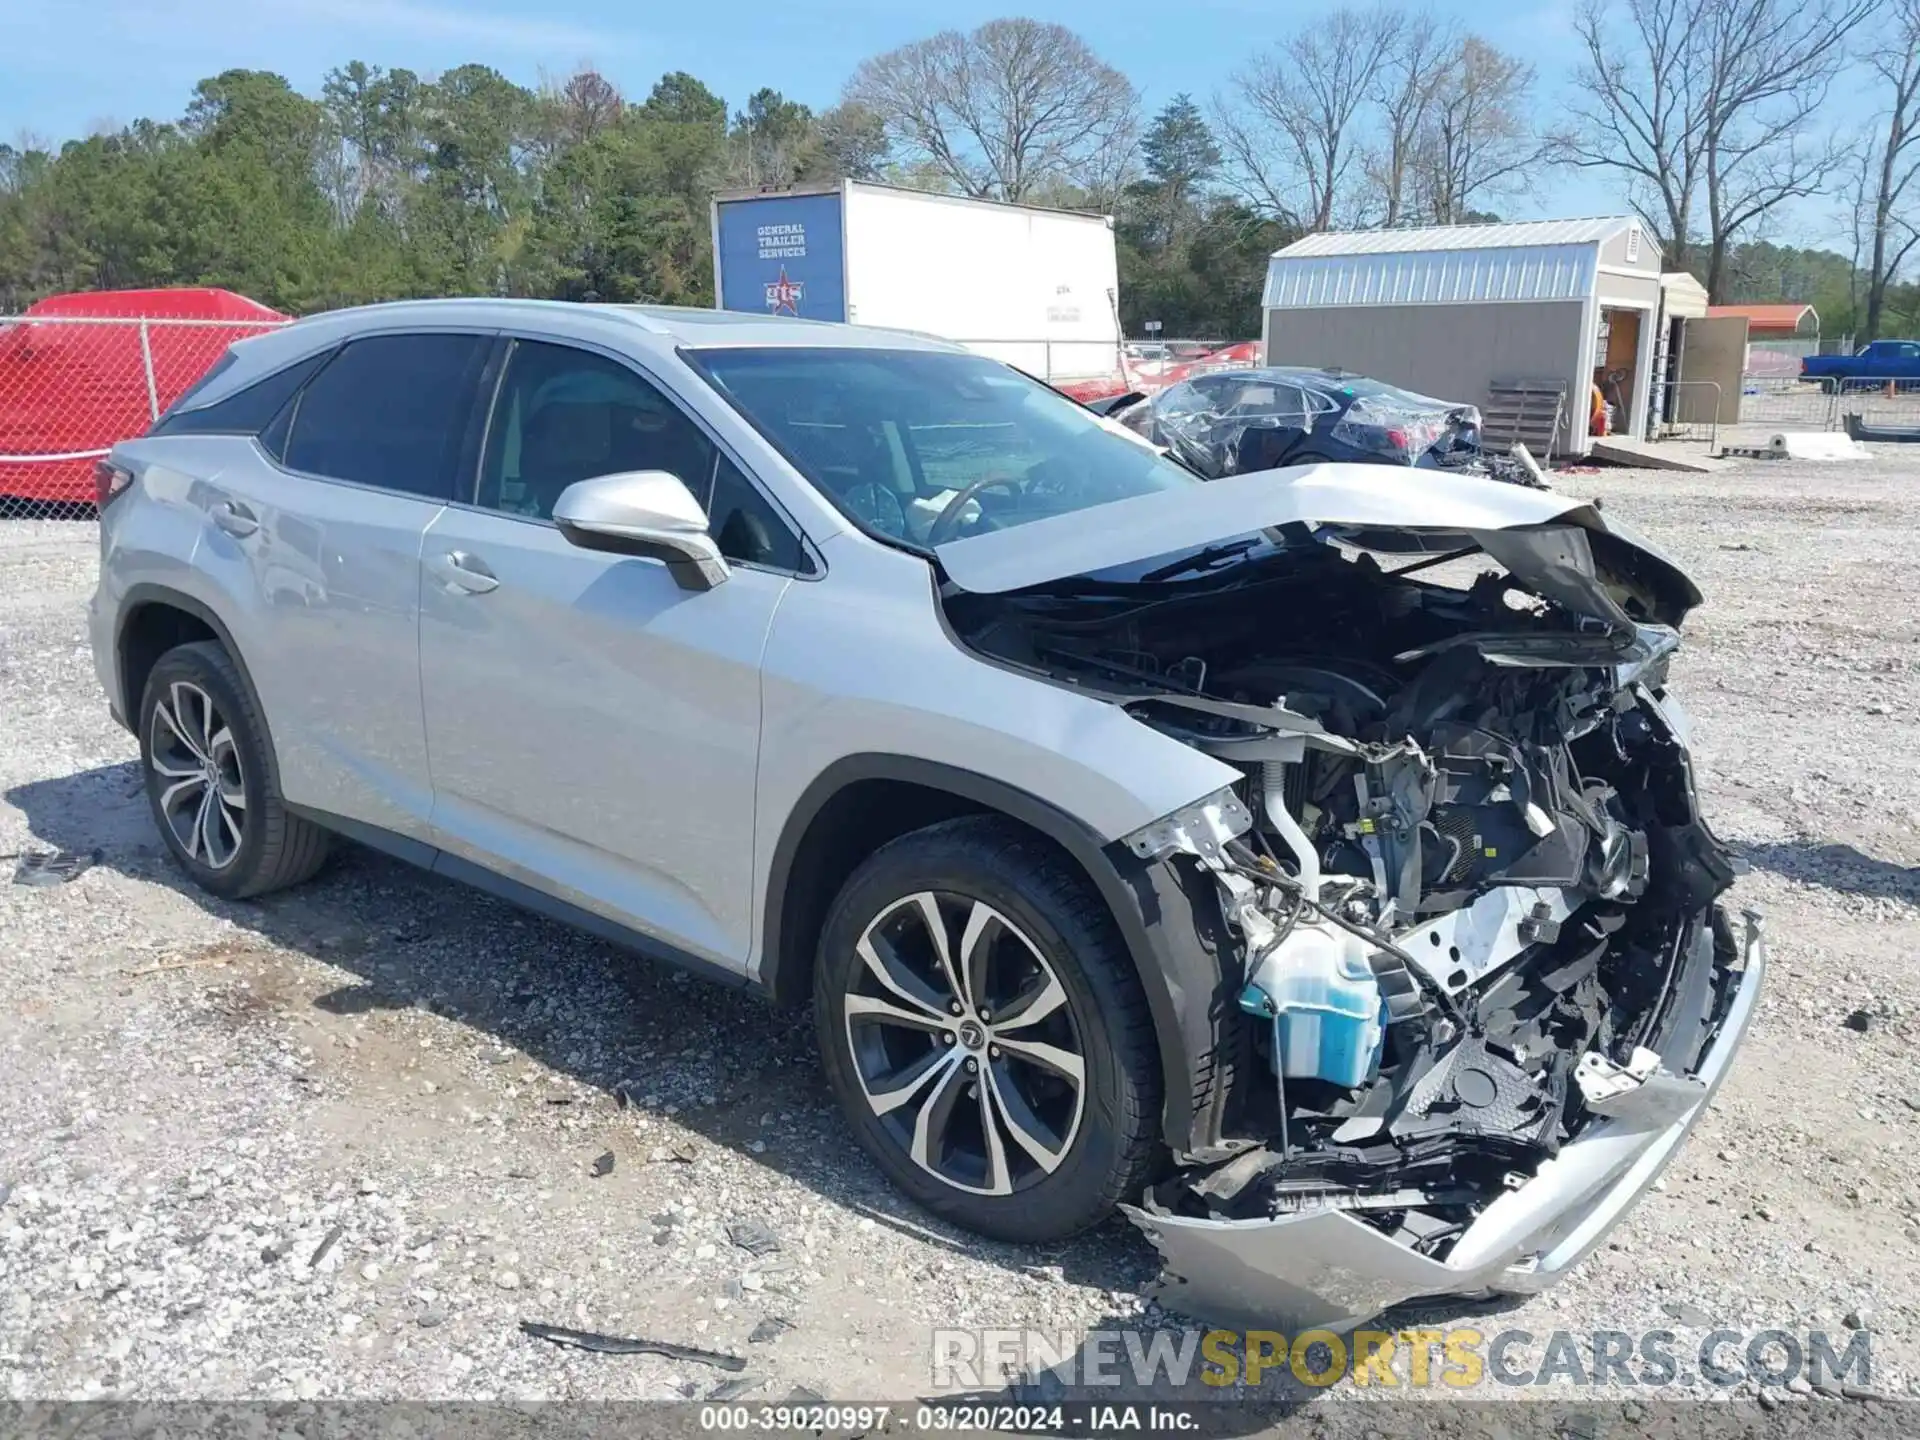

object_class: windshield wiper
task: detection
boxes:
[1138,538,1263,583]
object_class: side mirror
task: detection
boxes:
[551,470,730,591]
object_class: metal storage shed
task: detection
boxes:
[1262,217,1662,457]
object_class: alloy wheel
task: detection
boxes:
[148,680,247,871]
[843,891,1086,1196]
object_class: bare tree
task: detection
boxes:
[1844,137,1874,329]
[1370,12,1455,226]
[528,67,623,170]
[1859,0,1920,340]
[814,102,890,182]
[1559,0,1708,275]
[1561,0,1876,299]
[1216,7,1400,231]
[844,20,1138,202]
[1072,105,1144,209]
[1416,37,1545,224]
[557,70,622,148]
[0,130,51,195]
[725,89,816,189]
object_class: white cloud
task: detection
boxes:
[1,0,648,141]
[277,0,627,55]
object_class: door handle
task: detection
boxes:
[431,550,499,594]
[212,498,258,538]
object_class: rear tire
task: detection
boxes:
[138,640,330,900]
[813,815,1160,1243]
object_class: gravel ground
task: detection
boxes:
[1,453,1917,1418]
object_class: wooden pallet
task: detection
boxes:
[1482,381,1569,458]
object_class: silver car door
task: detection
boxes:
[418,336,804,970]
[187,331,494,842]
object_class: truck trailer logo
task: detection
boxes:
[764,267,804,316]
[719,197,845,322]
[755,222,808,260]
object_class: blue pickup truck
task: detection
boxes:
[1801,339,1920,384]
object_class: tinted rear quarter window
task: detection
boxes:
[150,349,332,439]
[151,351,237,423]
[283,333,491,499]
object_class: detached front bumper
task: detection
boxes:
[1124,909,1767,1332]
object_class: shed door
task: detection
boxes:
[1676,315,1748,424]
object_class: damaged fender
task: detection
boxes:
[939,458,1754,1331]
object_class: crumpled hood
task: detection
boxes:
[935,463,1702,629]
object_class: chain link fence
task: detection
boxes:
[1121,338,1260,391]
[1650,380,1724,452]
[0,315,286,520]
[1732,373,1920,436]
[948,337,1261,404]
[1735,375,1838,431]
[950,338,1132,397]
[1830,374,1920,433]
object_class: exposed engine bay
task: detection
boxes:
[943,511,1746,1270]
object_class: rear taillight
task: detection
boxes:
[1386,428,1409,450]
[93,460,132,509]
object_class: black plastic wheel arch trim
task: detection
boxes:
[114,585,277,764]
[761,754,1237,1154]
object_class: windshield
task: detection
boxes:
[688,347,1199,550]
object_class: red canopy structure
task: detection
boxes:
[0,288,288,505]
[23,288,284,323]
[1705,302,1820,340]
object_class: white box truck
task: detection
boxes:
[711,181,1123,388]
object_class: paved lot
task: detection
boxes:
[2,453,1918,1418]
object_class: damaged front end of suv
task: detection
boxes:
[937,464,1765,1330]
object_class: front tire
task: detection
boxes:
[138,640,331,900]
[813,816,1160,1243]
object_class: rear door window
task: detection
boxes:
[282,333,491,500]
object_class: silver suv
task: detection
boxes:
[90,300,1762,1329]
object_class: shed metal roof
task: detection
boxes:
[1274,217,1639,258]
[1264,217,1642,310]
[1661,272,1710,319]
[1264,244,1599,309]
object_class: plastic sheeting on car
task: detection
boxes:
[1136,367,1485,480]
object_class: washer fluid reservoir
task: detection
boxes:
[1238,921,1385,1090]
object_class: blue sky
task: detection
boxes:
[1,0,1849,249]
